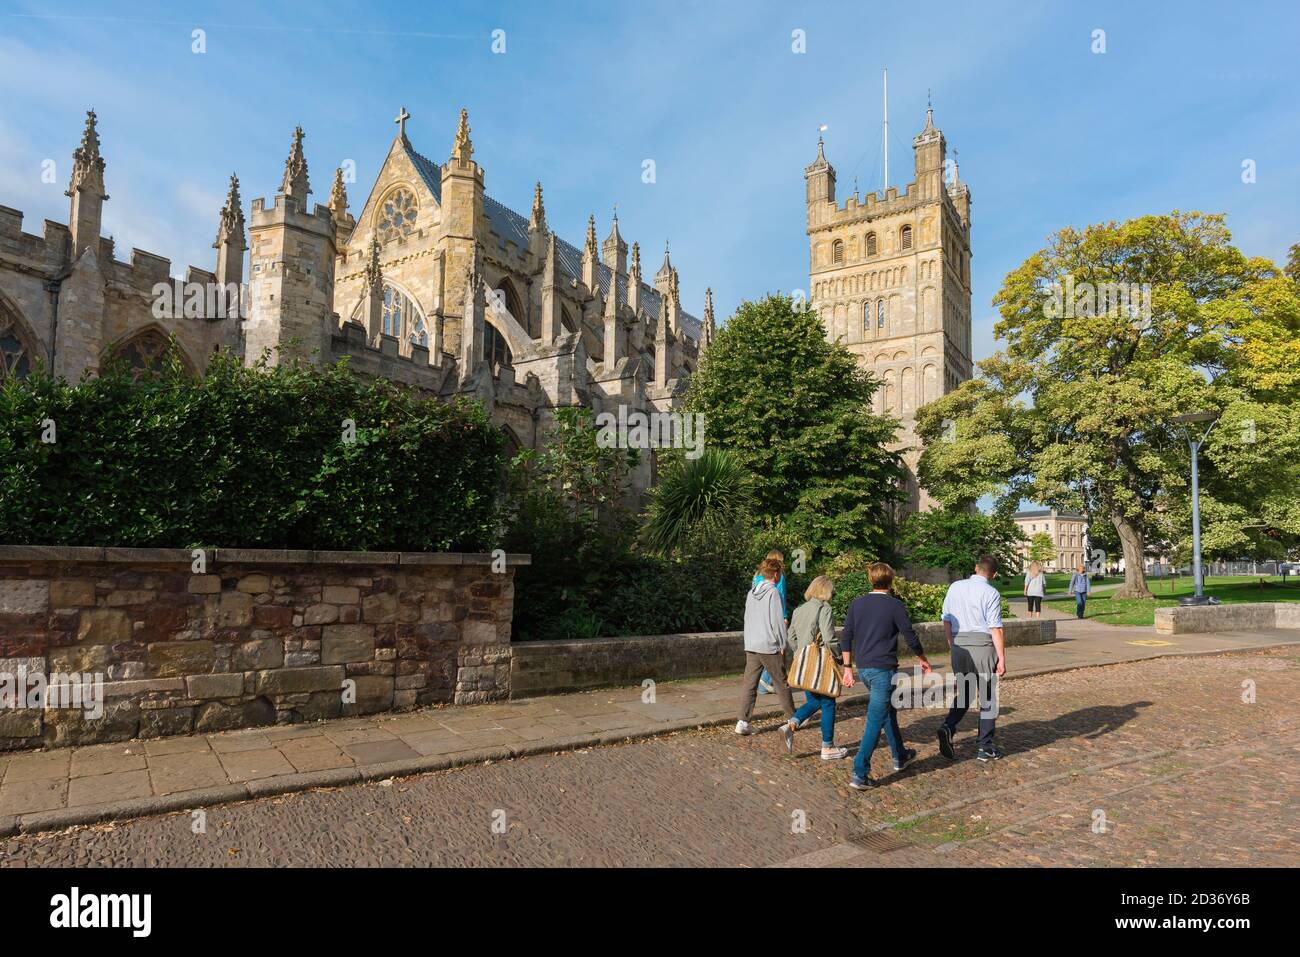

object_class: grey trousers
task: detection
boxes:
[738,652,796,721]
[943,633,999,749]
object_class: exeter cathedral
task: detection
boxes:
[0,107,710,493]
[1,103,970,511]
[806,105,974,512]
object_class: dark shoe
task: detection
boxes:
[893,747,918,772]
[937,725,956,760]
[976,745,1004,762]
[848,775,877,790]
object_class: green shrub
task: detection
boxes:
[0,349,503,551]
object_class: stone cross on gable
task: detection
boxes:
[395,106,410,138]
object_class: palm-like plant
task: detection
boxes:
[642,448,754,556]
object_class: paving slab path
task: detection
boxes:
[0,620,1296,838]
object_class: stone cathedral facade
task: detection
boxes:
[0,108,713,495]
[805,107,973,512]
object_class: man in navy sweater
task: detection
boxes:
[839,562,931,790]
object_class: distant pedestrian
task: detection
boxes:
[753,550,789,694]
[838,562,931,790]
[779,576,848,760]
[1023,562,1045,619]
[736,557,798,745]
[937,555,1006,763]
[1068,563,1091,619]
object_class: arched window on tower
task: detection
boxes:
[877,299,887,330]
[831,240,844,265]
[865,232,877,257]
[862,301,871,333]
[900,225,913,250]
[484,322,513,370]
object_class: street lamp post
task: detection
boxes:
[1172,411,1219,606]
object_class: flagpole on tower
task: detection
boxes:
[882,67,890,192]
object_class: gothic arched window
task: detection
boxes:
[0,309,35,381]
[900,225,913,250]
[113,330,171,373]
[485,323,513,369]
[365,283,428,350]
[866,232,877,257]
[376,187,419,243]
[831,240,844,265]
[493,281,524,322]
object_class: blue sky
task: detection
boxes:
[1,0,1296,366]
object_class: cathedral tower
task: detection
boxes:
[806,106,973,513]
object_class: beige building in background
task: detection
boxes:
[1014,508,1090,572]
[805,106,973,513]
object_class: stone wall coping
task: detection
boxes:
[513,618,1047,652]
[0,544,530,567]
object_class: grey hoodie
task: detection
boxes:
[744,579,787,654]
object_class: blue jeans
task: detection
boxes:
[852,667,904,780]
[1075,593,1087,618]
[791,691,837,746]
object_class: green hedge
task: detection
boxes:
[0,352,504,551]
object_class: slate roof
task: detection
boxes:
[407,143,700,340]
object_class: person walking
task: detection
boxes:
[777,576,848,760]
[937,555,1006,763]
[753,550,789,695]
[736,557,798,747]
[1068,563,1091,619]
[1023,562,1045,620]
[838,562,931,790]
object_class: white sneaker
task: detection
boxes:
[820,746,849,761]
[735,720,754,735]
[780,721,794,753]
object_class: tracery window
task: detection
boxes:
[377,188,419,243]
[0,311,34,380]
[382,284,428,346]
[485,322,512,369]
[112,330,171,374]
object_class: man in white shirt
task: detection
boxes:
[937,555,1006,762]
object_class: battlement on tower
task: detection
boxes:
[250,195,337,235]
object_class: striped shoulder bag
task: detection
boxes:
[786,632,842,698]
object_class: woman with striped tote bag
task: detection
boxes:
[779,576,849,760]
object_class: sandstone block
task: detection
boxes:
[49,580,96,607]
[0,580,49,614]
[322,624,375,664]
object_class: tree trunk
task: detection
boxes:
[1111,513,1152,598]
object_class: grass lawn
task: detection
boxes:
[995,573,1122,597]
[1046,575,1300,626]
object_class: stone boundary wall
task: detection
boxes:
[0,546,528,750]
[511,619,1055,698]
[1154,601,1300,635]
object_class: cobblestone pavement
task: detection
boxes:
[1,649,1294,867]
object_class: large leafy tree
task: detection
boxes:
[683,293,904,559]
[917,212,1298,598]
[899,508,1026,579]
